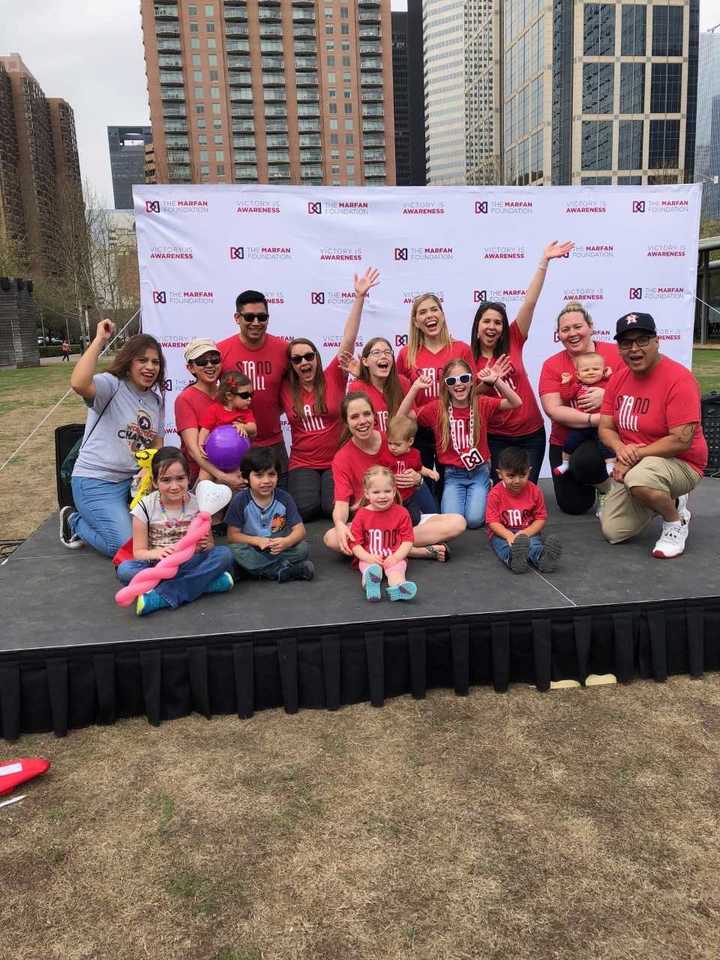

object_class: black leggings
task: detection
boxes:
[549,441,608,515]
[287,467,334,522]
[488,427,547,486]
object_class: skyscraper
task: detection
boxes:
[391,1,425,186]
[695,25,720,220]
[108,126,154,209]
[500,0,699,186]
[140,0,395,187]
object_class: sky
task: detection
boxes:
[0,0,716,207]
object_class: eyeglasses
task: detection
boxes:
[240,312,269,324]
[618,335,654,350]
[231,390,253,399]
[444,373,473,386]
[367,348,393,359]
[192,353,221,367]
[290,351,316,365]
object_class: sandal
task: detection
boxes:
[424,542,451,563]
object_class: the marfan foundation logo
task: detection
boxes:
[629,287,643,300]
[311,290,358,306]
[152,289,214,306]
[320,247,363,262]
[150,245,193,260]
[476,199,533,216]
[573,244,614,259]
[474,288,527,304]
[308,200,369,216]
[394,247,454,262]
[565,198,607,214]
[634,286,686,301]
[232,246,292,260]
[647,244,686,258]
[562,287,604,302]
[402,201,445,215]
[144,198,208,214]
[307,201,322,214]
[395,333,408,347]
[401,289,445,306]
[236,199,280,214]
[482,246,526,261]
[634,198,689,215]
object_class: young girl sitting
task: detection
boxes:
[198,372,257,480]
[350,466,417,602]
[554,351,615,478]
[116,448,235,616]
[397,359,521,528]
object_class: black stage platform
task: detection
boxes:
[1,481,719,739]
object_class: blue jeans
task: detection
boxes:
[490,534,544,568]
[230,539,309,579]
[441,464,491,528]
[117,546,234,608]
[70,476,133,557]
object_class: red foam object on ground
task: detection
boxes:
[0,757,50,796]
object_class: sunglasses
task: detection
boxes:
[231,390,253,399]
[240,312,269,324]
[290,351,316,364]
[444,373,473,386]
[192,354,221,367]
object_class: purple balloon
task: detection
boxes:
[204,425,251,472]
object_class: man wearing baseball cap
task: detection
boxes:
[175,338,244,490]
[598,312,708,558]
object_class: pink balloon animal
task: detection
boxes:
[114,481,232,607]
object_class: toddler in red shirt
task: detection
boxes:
[486,447,562,574]
[387,414,439,524]
[198,372,257,481]
[350,466,417,602]
[554,351,615,478]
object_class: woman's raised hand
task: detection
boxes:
[479,354,512,385]
[338,351,361,378]
[354,267,380,298]
[543,240,575,261]
[94,318,116,347]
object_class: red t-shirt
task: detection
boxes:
[280,357,347,471]
[218,332,288,446]
[174,384,217,481]
[538,340,620,447]
[397,340,475,406]
[601,356,708,476]
[332,434,396,505]
[475,322,544,437]
[347,374,413,433]
[559,374,611,404]
[390,447,422,501]
[350,503,415,564]
[416,396,502,468]
[485,481,547,539]
[200,403,255,431]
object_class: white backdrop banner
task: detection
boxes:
[134,183,701,461]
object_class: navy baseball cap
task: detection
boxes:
[614,312,657,341]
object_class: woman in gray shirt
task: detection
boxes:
[59,320,166,557]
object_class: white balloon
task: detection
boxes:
[195,480,233,515]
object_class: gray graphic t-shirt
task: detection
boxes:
[73,373,164,482]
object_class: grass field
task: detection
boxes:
[2,352,720,960]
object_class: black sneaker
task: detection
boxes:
[59,506,83,549]
[277,560,315,582]
[509,534,530,573]
[537,534,562,573]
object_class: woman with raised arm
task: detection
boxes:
[281,267,379,521]
[59,320,165,557]
[471,240,574,483]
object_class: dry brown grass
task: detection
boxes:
[2,678,720,960]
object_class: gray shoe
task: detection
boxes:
[509,534,530,573]
[537,534,562,573]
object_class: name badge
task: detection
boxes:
[460,447,484,470]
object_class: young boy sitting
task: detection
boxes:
[554,351,615,477]
[486,447,562,574]
[225,447,314,582]
[386,414,439,524]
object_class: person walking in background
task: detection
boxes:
[61,339,71,362]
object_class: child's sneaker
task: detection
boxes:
[652,519,689,559]
[537,534,562,573]
[509,534,530,573]
[59,506,83,549]
[362,563,383,601]
[205,571,234,594]
[136,590,171,616]
[277,560,315,582]
[386,580,417,602]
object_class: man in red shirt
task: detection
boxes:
[218,289,289,484]
[599,312,708,559]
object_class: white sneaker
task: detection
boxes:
[676,494,691,523]
[652,519,689,559]
[59,505,83,549]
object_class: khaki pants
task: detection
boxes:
[600,456,700,544]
